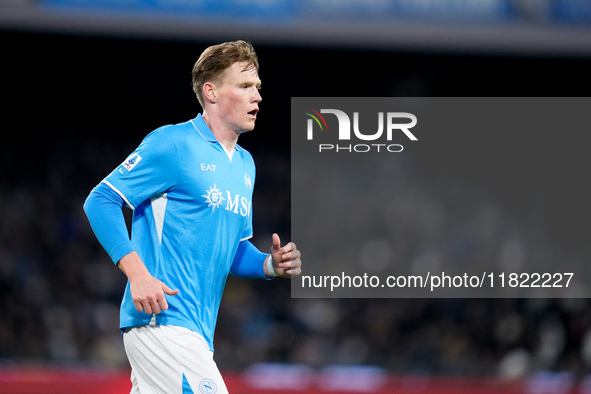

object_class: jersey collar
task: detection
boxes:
[190,113,243,152]
[191,114,217,143]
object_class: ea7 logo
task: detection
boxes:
[305,109,417,141]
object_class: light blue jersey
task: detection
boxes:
[103,114,256,351]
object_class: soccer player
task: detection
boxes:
[83,40,301,393]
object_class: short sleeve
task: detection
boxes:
[104,127,179,210]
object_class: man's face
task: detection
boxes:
[215,61,262,134]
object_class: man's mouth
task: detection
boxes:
[248,109,258,117]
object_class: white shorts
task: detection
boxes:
[123,325,228,394]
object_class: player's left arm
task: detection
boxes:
[265,233,302,278]
[230,234,301,279]
[230,240,269,279]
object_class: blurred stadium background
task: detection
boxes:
[2,0,591,392]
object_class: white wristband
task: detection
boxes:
[266,256,278,277]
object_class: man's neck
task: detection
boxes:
[202,112,239,153]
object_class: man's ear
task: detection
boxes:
[203,82,216,104]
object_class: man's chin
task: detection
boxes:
[237,125,255,134]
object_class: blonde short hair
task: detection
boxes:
[192,40,259,107]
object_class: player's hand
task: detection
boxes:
[270,233,302,278]
[118,251,179,315]
[129,274,179,315]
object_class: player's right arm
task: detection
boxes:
[117,251,178,314]
[83,182,177,314]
